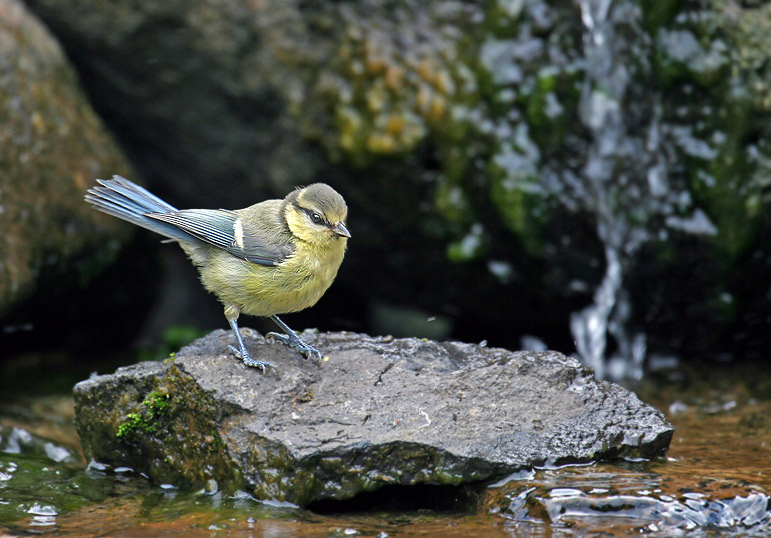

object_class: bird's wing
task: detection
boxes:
[145,209,293,266]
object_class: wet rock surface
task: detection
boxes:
[74,331,673,506]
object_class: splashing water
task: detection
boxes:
[479,0,722,379]
[569,0,661,380]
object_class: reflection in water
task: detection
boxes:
[1,364,769,536]
[494,466,770,536]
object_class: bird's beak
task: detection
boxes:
[332,222,351,238]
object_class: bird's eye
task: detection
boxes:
[310,212,323,224]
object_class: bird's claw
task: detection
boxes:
[228,345,273,372]
[266,331,322,363]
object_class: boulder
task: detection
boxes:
[74,330,673,506]
[0,0,132,317]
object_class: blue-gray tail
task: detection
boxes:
[85,175,193,243]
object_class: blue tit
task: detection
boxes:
[86,176,349,371]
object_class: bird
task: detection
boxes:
[85,175,350,371]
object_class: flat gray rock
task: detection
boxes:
[74,330,673,506]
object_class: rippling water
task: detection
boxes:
[1,361,769,537]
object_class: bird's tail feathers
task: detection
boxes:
[85,175,193,243]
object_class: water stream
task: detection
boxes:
[567,0,715,380]
[481,0,720,380]
[1,358,769,536]
[567,0,652,380]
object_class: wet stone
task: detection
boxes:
[73,330,674,506]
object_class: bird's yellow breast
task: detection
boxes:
[192,236,347,318]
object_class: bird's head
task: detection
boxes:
[284,183,350,247]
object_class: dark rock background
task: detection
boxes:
[0,0,140,359]
[2,0,770,373]
[0,0,132,314]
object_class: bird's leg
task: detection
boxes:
[266,315,322,363]
[227,318,273,372]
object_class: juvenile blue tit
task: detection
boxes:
[86,176,350,371]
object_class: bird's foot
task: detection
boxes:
[266,331,322,363]
[228,345,274,372]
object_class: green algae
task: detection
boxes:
[116,391,172,441]
[122,365,241,492]
[116,413,146,441]
[77,363,242,494]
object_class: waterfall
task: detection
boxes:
[480,0,719,378]
[570,0,654,380]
